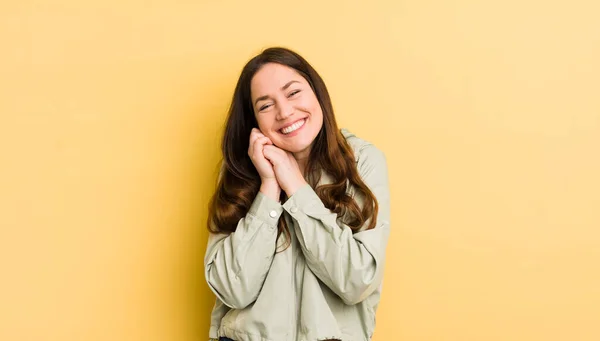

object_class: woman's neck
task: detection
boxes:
[293,149,310,175]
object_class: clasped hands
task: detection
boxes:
[248,128,308,201]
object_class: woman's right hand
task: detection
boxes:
[248,128,277,181]
[248,128,281,201]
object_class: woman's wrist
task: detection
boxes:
[283,178,308,197]
[260,180,281,203]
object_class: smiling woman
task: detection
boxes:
[204,47,391,341]
[251,64,324,164]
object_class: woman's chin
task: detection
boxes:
[273,143,305,154]
[288,145,312,156]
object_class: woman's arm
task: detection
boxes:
[204,191,282,309]
[283,144,391,305]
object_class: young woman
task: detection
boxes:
[204,47,391,341]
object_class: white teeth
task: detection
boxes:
[281,119,305,134]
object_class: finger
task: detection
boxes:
[264,144,286,153]
[248,130,267,155]
[255,136,271,148]
[252,137,271,157]
[255,133,272,144]
[251,128,265,139]
[248,129,260,149]
[263,145,284,163]
[262,146,274,162]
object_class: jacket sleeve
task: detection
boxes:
[282,144,391,305]
[204,192,283,309]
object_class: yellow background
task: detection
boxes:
[1,0,599,340]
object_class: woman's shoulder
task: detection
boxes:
[340,128,386,165]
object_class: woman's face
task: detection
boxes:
[250,63,323,157]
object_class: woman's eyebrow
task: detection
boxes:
[281,80,300,91]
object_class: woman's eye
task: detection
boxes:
[259,103,272,111]
[288,90,301,97]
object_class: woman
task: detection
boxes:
[204,47,390,341]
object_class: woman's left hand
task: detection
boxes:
[262,145,308,196]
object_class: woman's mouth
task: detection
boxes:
[280,118,306,135]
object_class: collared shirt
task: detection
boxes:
[205,129,391,341]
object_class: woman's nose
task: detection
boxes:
[277,100,294,120]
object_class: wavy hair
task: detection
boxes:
[207,47,378,249]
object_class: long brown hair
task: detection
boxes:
[207,47,378,248]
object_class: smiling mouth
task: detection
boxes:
[280,118,306,135]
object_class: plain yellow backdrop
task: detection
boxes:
[1,0,599,340]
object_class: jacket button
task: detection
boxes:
[290,206,298,213]
[269,210,277,218]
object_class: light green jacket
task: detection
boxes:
[204,129,391,341]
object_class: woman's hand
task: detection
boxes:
[263,145,308,196]
[248,128,280,201]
